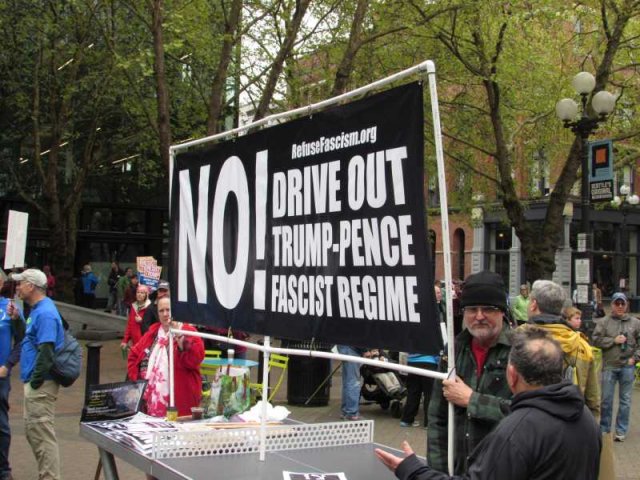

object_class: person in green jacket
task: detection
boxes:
[427,271,512,475]
[116,267,133,316]
[511,284,530,324]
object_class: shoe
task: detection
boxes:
[340,414,362,421]
[614,434,626,442]
[400,421,421,427]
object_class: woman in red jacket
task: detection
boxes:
[121,285,151,351]
[127,296,204,417]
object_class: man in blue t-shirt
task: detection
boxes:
[0,270,25,480]
[9,269,64,480]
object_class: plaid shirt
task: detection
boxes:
[427,325,512,474]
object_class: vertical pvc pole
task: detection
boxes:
[169,329,175,409]
[169,147,175,210]
[259,336,270,461]
[426,61,456,476]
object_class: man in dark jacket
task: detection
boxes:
[426,271,512,474]
[376,325,601,480]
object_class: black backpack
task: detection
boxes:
[50,330,82,387]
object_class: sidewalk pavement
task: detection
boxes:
[7,337,640,479]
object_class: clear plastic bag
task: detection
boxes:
[206,367,251,418]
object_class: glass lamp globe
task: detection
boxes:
[572,72,596,94]
[592,91,616,115]
[556,98,579,121]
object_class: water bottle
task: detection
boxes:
[621,332,628,352]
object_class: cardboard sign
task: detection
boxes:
[4,210,28,269]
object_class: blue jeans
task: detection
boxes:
[600,365,635,436]
[337,346,361,416]
[0,377,11,477]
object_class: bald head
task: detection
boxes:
[508,325,564,387]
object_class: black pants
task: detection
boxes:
[82,293,95,309]
[401,362,437,426]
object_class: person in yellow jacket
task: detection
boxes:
[526,279,600,419]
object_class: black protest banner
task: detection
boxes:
[170,82,441,353]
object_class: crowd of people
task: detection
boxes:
[0,264,209,480]
[371,271,639,479]
[0,261,638,479]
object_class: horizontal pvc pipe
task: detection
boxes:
[171,328,447,381]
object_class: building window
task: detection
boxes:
[531,149,550,197]
[486,224,511,285]
[428,175,439,207]
[453,228,465,280]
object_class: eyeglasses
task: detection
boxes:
[613,300,627,306]
[463,306,502,316]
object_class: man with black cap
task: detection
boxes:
[140,280,170,335]
[426,271,512,475]
[592,291,640,442]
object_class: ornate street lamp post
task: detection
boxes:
[611,184,640,208]
[556,72,616,328]
[612,184,640,298]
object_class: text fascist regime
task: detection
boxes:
[271,274,419,322]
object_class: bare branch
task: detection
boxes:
[253,0,311,121]
[425,137,499,185]
[490,22,508,76]
[610,130,640,142]
[439,100,490,117]
[601,0,611,40]
[507,110,553,147]
[441,130,497,158]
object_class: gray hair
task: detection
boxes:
[530,280,566,316]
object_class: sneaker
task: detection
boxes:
[340,414,362,421]
[614,434,626,442]
[399,421,421,427]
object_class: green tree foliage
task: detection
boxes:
[2,0,640,295]
[415,0,640,280]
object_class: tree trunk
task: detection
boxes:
[331,0,369,97]
[253,0,311,121]
[469,6,635,282]
[206,0,243,135]
[150,0,172,171]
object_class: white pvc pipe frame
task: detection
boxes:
[167,60,456,471]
